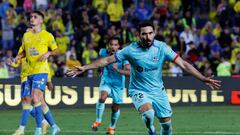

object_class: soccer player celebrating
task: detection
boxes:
[91,37,130,135]
[15,11,60,135]
[67,21,221,135]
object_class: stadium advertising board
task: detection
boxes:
[0,77,239,109]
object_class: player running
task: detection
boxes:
[91,37,130,135]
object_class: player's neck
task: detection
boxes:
[31,25,42,33]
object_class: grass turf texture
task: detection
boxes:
[0,106,239,135]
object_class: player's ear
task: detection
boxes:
[40,18,43,24]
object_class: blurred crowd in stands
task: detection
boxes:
[0,0,240,78]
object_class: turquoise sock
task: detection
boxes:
[141,109,155,133]
[110,110,120,128]
[160,120,172,135]
[96,102,105,122]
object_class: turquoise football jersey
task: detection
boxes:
[115,40,178,95]
[99,48,129,87]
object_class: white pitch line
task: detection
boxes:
[1,130,240,134]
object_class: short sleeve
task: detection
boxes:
[115,46,130,62]
[17,45,24,55]
[163,44,178,61]
[21,33,27,50]
[48,33,58,50]
[99,48,107,57]
[123,60,129,65]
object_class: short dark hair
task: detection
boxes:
[138,21,155,33]
[31,10,44,19]
[108,37,121,44]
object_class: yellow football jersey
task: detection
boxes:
[21,30,57,75]
[11,46,28,82]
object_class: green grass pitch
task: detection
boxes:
[0,106,239,135]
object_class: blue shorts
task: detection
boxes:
[21,81,31,98]
[130,89,172,119]
[99,81,124,104]
[27,73,48,92]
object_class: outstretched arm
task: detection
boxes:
[66,55,116,77]
[174,56,221,89]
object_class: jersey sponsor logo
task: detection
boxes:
[136,65,158,73]
[153,56,159,62]
[136,66,143,72]
[29,47,39,56]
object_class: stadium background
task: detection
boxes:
[0,0,240,134]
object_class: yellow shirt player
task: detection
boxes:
[15,10,60,135]
[9,45,52,135]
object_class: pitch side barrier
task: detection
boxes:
[0,77,239,109]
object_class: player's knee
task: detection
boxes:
[99,94,107,103]
[138,103,152,113]
[32,90,43,103]
[32,95,41,103]
[111,104,120,112]
[159,117,171,123]
[160,120,172,131]
[99,98,106,103]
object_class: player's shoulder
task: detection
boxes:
[153,40,168,48]
[129,41,139,48]
[99,48,108,57]
[122,41,138,51]
[42,30,54,37]
[23,29,32,36]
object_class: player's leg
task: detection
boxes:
[92,90,108,131]
[31,74,48,135]
[139,103,156,135]
[41,99,60,135]
[159,118,172,135]
[12,97,32,135]
[131,91,156,135]
[106,103,120,135]
[106,86,123,135]
[12,82,32,135]
[32,88,44,135]
[153,89,172,135]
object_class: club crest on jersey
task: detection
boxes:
[38,37,42,43]
[153,56,159,62]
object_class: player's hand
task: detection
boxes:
[6,58,13,66]
[47,82,53,91]
[6,58,19,68]
[38,52,51,61]
[15,55,22,63]
[203,75,221,89]
[66,66,85,77]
